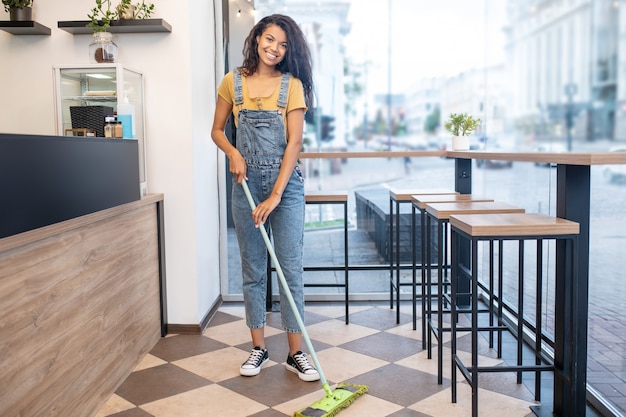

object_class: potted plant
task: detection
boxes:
[86,0,155,64]
[444,112,481,151]
[87,0,155,30]
[2,0,34,21]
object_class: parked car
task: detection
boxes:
[476,157,513,169]
[475,140,513,169]
[603,146,626,184]
[534,143,567,167]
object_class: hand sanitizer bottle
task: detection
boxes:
[117,96,135,139]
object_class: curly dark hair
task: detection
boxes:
[240,14,314,108]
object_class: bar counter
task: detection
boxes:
[0,194,166,417]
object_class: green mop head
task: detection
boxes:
[294,382,368,417]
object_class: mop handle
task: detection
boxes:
[241,179,331,394]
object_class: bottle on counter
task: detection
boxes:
[115,120,123,138]
[117,96,135,138]
[104,116,116,138]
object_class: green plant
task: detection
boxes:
[2,0,33,13]
[87,0,116,32]
[87,0,155,32]
[133,0,155,19]
[444,112,481,136]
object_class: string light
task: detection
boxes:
[232,0,254,17]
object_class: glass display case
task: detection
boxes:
[53,64,147,194]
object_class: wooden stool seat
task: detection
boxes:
[409,194,494,345]
[267,190,350,322]
[424,201,526,384]
[388,187,459,323]
[448,212,580,417]
[450,212,580,237]
[304,190,350,323]
[305,190,348,203]
[411,193,493,209]
[426,201,525,219]
[390,188,459,202]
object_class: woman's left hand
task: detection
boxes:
[252,194,281,227]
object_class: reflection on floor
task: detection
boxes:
[96,302,542,417]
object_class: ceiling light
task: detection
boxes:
[86,73,112,79]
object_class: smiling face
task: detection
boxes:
[256,24,288,70]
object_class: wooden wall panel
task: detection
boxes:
[0,202,161,417]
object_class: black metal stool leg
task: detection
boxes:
[517,240,524,384]
[421,209,427,349]
[497,240,504,357]
[412,204,417,331]
[471,238,479,417]
[344,201,349,324]
[535,239,543,401]
[426,214,433,359]
[488,240,494,349]
[437,217,444,384]
[451,227,458,404]
[396,199,401,323]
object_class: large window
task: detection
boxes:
[223,1,626,414]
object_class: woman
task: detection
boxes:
[211,14,318,382]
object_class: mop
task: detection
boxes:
[241,179,368,417]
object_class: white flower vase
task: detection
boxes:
[452,135,470,151]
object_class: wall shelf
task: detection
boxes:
[57,18,171,34]
[0,21,51,35]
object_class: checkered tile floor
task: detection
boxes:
[96,302,541,417]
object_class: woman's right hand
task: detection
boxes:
[228,150,247,184]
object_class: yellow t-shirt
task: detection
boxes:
[217,71,307,129]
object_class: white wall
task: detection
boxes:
[0,0,222,326]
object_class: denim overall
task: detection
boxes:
[231,69,305,333]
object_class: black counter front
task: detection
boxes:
[0,133,140,238]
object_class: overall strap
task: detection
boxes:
[233,69,244,108]
[276,72,291,109]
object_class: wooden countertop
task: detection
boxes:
[300,150,626,166]
[0,194,163,253]
[446,150,626,166]
[300,150,445,159]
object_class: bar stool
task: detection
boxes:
[424,201,525,384]
[304,190,350,324]
[388,187,458,324]
[410,194,494,344]
[449,213,579,417]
